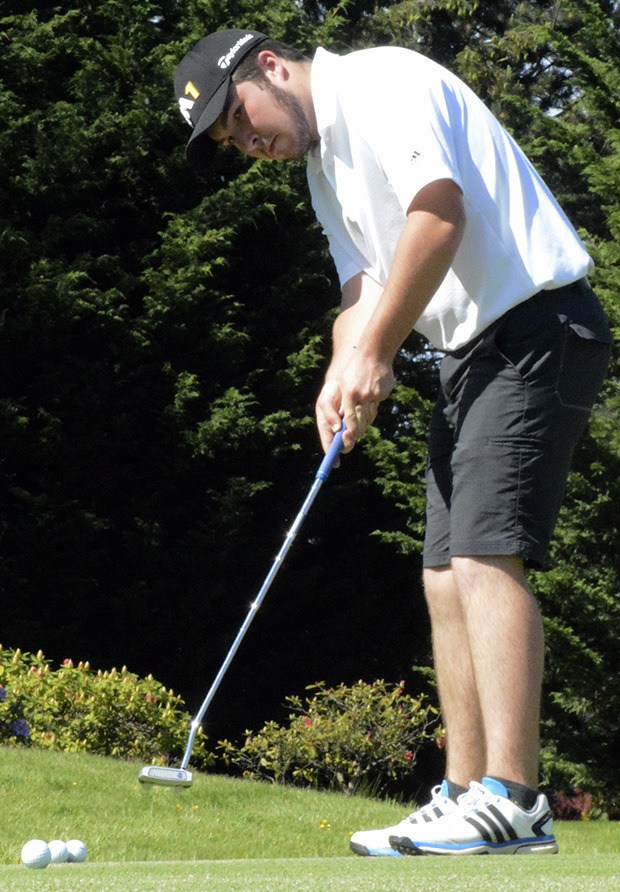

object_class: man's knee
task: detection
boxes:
[423,562,452,588]
[450,555,526,593]
[423,564,458,620]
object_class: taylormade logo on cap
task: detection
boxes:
[217,33,255,69]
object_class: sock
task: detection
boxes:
[444,778,468,802]
[485,775,539,810]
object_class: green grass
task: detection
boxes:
[1,746,619,891]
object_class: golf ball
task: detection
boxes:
[21,839,51,869]
[66,838,88,862]
[48,839,69,863]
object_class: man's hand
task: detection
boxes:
[316,379,345,454]
[338,349,393,451]
[315,352,394,454]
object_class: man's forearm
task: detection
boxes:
[317,179,465,452]
[355,179,465,366]
[325,272,384,380]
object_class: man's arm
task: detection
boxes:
[316,271,385,452]
[316,178,466,453]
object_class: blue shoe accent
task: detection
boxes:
[439,778,451,798]
[349,841,403,857]
[481,776,510,798]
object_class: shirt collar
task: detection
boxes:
[307,47,340,173]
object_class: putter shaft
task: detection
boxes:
[139,425,346,785]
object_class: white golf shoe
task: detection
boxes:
[349,780,459,856]
[389,777,559,855]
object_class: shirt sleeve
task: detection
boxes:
[307,165,371,287]
[324,231,365,287]
[353,70,464,214]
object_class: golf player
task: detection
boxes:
[173,30,612,856]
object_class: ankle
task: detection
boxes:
[444,778,468,801]
[484,775,539,810]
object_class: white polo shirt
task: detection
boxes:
[307,47,593,351]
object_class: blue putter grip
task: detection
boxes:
[316,421,346,480]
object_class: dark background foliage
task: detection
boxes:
[1,0,618,807]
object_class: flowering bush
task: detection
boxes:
[548,788,597,821]
[0,678,31,742]
[219,679,442,797]
[0,645,212,769]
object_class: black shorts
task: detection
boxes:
[423,279,612,570]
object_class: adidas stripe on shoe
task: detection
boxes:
[349,780,458,857]
[389,777,559,856]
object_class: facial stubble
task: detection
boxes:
[266,81,318,159]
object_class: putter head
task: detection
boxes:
[138,765,193,787]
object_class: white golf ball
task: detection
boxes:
[48,839,69,863]
[21,839,51,869]
[66,838,88,862]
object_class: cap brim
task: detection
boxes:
[185,78,230,170]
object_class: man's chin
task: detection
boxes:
[291,137,319,161]
[273,145,310,162]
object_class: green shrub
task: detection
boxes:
[218,679,442,797]
[0,645,212,769]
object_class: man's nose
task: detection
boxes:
[239,127,261,155]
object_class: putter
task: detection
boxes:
[138,424,347,787]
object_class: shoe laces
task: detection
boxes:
[406,784,449,821]
[456,781,493,814]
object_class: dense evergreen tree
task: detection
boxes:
[0,1,423,742]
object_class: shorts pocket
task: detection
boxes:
[557,327,612,411]
[493,309,611,415]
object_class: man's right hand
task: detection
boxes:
[316,377,381,455]
[316,379,346,454]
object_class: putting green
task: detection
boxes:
[3,853,620,891]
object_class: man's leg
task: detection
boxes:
[423,564,485,787]
[425,556,544,790]
[388,284,610,855]
[450,555,544,790]
[390,555,556,856]
[349,562,473,857]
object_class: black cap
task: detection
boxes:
[173,30,269,169]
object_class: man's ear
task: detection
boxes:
[256,49,288,82]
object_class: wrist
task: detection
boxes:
[353,333,397,368]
